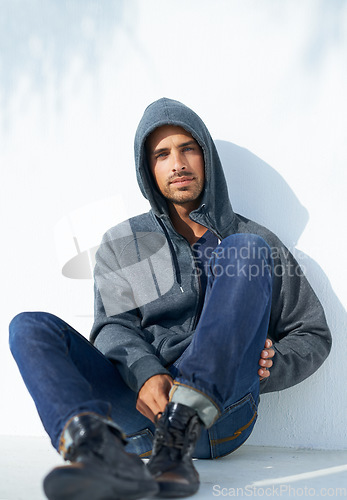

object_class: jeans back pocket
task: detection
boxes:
[208,392,258,459]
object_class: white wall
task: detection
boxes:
[1,0,346,449]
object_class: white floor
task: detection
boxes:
[1,436,347,499]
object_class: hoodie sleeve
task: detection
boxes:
[89,233,171,394]
[259,238,332,394]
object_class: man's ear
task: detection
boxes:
[144,138,151,167]
[143,156,160,196]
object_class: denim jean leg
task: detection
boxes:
[173,233,273,421]
[9,311,154,453]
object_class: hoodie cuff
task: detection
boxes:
[130,355,171,394]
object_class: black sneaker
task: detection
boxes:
[43,413,159,500]
[147,403,202,498]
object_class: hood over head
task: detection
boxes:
[134,97,236,238]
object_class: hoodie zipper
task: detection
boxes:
[192,204,223,242]
[156,217,184,293]
[191,260,203,330]
[156,214,214,331]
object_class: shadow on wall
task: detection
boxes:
[216,140,346,376]
[217,141,346,449]
[215,140,309,250]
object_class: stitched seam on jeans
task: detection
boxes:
[139,450,152,458]
[223,392,257,414]
[249,394,257,413]
[210,410,257,446]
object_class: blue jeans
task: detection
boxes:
[9,234,273,459]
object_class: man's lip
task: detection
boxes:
[170,177,194,184]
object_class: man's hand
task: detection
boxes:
[258,338,275,380]
[136,374,174,422]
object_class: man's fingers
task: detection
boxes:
[259,339,274,380]
[136,392,169,422]
[156,392,170,412]
[136,374,173,422]
[136,400,156,422]
[258,367,270,379]
[259,358,273,368]
[136,398,160,422]
[261,348,275,359]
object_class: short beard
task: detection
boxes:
[162,181,204,206]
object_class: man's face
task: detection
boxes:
[146,125,205,207]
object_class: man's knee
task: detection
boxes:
[219,233,270,255]
[210,234,273,282]
[214,234,272,264]
[9,311,60,353]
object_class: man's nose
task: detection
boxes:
[172,151,186,171]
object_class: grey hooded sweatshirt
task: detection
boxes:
[90,97,331,398]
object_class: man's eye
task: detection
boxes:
[182,147,193,152]
[156,152,168,159]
